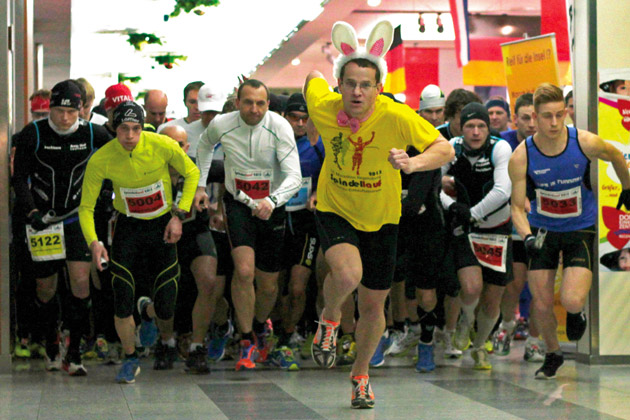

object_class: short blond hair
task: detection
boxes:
[76,77,95,102]
[533,83,564,112]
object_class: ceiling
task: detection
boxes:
[31,0,541,110]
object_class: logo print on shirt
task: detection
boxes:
[348,132,375,175]
[330,132,350,170]
[534,168,551,175]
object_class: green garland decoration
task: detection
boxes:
[153,53,188,69]
[167,0,220,19]
[127,33,163,51]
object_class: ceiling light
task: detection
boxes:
[437,13,444,33]
[367,0,381,7]
[291,58,301,66]
[418,13,425,33]
[500,25,515,35]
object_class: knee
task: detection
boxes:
[459,280,482,299]
[72,278,90,299]
[257,282,278,300]
[418,291,437,312]
[289,281,307,299]
[532,296,553,316]
[234,264,255,284]
[36,283,56,303]
[561,295,585,314]
[331,265,362,292]
[196,276,218,297]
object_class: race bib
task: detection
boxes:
[468,233,509,273]
[26,222,66,261]
[234,169,272,200]
[536,186,582,218]
[286,177,313,212]
[120,180,168,218]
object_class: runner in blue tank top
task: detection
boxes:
[509,83,630,380]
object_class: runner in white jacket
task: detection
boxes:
[194,79,301,371]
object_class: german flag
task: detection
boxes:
[384,25,406,94]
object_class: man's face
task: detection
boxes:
[285,110,308,137]
[419,106,445,127]
[338,62,381,120]
[566,97,575,123]
[619,249,630,271]
[236,85,269,126]
[79,99,94,120]
[185,89,200,122]
[462,119,489,150]
[449,111,462,137]
[49,106,79,130]
[145,96,168,127]
[514,105,536,142]
[116,122,143,151]
[488,106,509,132]
[200,110,219,128]
[534,101,567,140]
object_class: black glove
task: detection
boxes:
[449,202,472,225]
[523,234,539,258]
[28,210,49,231]
[617,189,630,211]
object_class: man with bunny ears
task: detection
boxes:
[303,20,453,409]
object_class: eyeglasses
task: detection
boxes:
[286,112,309,122]
[341,80,378,92]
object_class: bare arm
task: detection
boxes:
[579,130,630,189]
[508,143,532,239]
[407,135,454,173]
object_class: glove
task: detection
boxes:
[449,202,472,226]
[523,234,539,258]
[617,189,630,211]
[28,210,49,231]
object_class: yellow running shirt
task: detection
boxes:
[306,77,439,231]
[78,131,200,246]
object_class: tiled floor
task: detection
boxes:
[2,341,630,420]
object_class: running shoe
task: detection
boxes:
[235,339,258,371]
[337,334,357,366]
[255,320,275,363]
[14,342,31,359]
[185,346,210,374]
[471,347,492,370]
[388,325,421,357]
[29,342,47,359]
[443,331,463,358]
[351,375,375,409]
[116,357,141,384]
[208,320,234,362]
[269,346,300,371]
[369,330,390,368]
[153,341,177,370]
[415,343,435,373]
[383,329,406,356]
[300,332,315,360]
[63,353,87,376]
[45,353,62,371]
[136,297,158,348]
[492,328,513,356]
[566,311,587,341]
[524,337,545,363]
[453,313,472,351]
[94,335,108,360]
[535,352,564,379]
[311,318,340,368]
[287,330,305,353]
[514,317,529,340]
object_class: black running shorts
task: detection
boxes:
[223,192,286,273]
[315,210,398,291]
[528,226,595,271]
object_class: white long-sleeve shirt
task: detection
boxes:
[196,110,302,207]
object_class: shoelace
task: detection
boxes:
[353,376,370,400]
[316,320,337,351]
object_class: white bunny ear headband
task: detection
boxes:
[331,20,394,85]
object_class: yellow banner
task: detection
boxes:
[501,35,560,106]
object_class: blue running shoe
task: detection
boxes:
[415,342,435,373]
[116,357,140,384]
[369,330,390,368]
[208,320,234,362]
[137,297,158,348]
[269,346,300,371]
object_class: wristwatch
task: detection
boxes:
[172,209,187,221]
[268,195,278,206]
